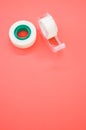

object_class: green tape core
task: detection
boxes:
[14,25,31,40]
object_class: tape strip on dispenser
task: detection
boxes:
[38,13,66,52]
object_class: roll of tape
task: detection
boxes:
[9,20,37,49]
[39,14,58,39]
[39,13,66,52]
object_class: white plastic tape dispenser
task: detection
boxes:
[38,13,66,52]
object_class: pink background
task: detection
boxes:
[0,0,86,130]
